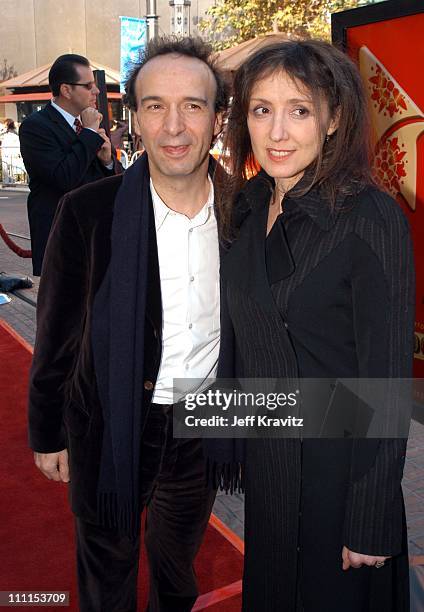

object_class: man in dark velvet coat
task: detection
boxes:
[28,38,228,612]
[19,53,115,276]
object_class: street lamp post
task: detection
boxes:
[146,0,159,41]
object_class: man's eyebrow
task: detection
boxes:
[183,97,209,105]
[140,96,162,104]
[140,96,209,105]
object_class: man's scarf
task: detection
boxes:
[91,154,151,536]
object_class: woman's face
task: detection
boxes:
[246,70,337,193]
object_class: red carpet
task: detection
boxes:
[0,319,243,610]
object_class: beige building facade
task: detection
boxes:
[0,0,214,81]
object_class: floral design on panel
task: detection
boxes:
[369,65,408,118]
[373,137,407,195]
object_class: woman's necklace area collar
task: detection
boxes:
[272,190,285,215]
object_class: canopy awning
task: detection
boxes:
[215,33,290,72]
[0,60,120,89]
[0,92,122,103]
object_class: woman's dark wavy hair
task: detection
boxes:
[218,39,373,235]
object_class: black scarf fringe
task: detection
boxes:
[206,458,244,494]
[96,461,243,538]
[98,492,140,539]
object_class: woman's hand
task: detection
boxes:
[342,546,390,570]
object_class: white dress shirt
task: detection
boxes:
[151,177,220,404]
[51,99,81,131]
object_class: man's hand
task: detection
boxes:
[96,128,113,166]
[79,110,112,165]
[342,546,390,570]
[80,107,102,131]
[34,449,70,483]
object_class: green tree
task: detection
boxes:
[199,0,361,50]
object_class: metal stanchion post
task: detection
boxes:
[146,0,159,41]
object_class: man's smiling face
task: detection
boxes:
[133,53,222,181]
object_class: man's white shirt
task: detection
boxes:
[51,99,81,131]
[150,176,220,404]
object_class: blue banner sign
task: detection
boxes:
[120,16,147,93]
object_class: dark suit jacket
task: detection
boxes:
[28,173,162,522]
[19,102,114,275]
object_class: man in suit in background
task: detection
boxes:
[19,54,115,275]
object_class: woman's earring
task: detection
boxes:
[325,134,330,143]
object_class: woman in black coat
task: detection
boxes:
[212,40,414,611]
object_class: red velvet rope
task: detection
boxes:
[0,224,32,258]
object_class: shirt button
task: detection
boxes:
[189,228,193,233]
[190,276,194,282]
[284,322,289,329]
[188,323,193,329]
[144,380,154,391]
[185,364,190,370]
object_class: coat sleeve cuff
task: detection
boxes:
[343,440,406,556]
[29,425,67,454]
[78,128,104,151]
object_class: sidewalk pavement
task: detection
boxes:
[0,235,422,605]
[0,182,29,192]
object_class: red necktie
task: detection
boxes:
[74,118,83,135]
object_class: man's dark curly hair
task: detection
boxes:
[123,36,229,114]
